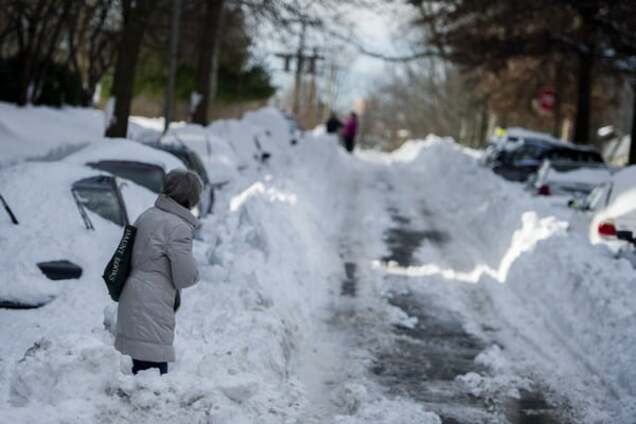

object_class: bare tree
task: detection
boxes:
[408,0,636,144]
[191,0,225,125]
[65,0,118,106]
[105,0,158,138]
[5,0,73,105]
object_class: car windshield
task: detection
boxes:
[511,145,543,162]
[90,161,165,193]
[72,180,125,227]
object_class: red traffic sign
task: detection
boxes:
[538,88,556,113]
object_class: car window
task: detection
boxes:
[545,148,603,164]
[512,145,541,162]
[544,149,572,161]
[90,161,165,193]
[582,151,604,163]
[72,185,125,226]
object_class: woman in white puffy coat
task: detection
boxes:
[115,170,201,375]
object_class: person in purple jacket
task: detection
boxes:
[341,112,358,153]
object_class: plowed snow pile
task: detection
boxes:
[0,108,357,423]
[376,137,636,422]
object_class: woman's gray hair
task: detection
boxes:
[162,169,203,209]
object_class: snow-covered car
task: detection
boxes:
[159,125,239,184]
[208,118,274,172]
[0,162,154,309]
[569,166,636,259]
[481,128,557,169]
[532,159,612,202]
[485,128,604,182]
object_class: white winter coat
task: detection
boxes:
[115,195,199,362]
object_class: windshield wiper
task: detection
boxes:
[71,189,95,231]
[0,193,19,225]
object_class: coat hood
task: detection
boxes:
[155,194,199,228]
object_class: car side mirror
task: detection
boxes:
[37,260,83,280]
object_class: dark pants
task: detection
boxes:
[344,136,355,153]
[132,359,168,375]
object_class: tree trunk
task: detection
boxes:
[16,52,34,106]
[105,1,153,138]
[81,81,98,107]
[629,82,636,165]
[573,50,593,144]
[478,100,489,147]
[191,0,225,126]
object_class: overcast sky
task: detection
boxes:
[258,2,417,112]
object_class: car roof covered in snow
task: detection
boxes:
[64,138,185,172]
[505,128,599,153]
[506,127,558,142]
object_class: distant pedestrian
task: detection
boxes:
[115,169,201,376]
[325,112,343,134]
[342,112,358,153]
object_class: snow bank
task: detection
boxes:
[384,137,636,421]
[0,106,358,423]
[161,124,242,184]
[0,102,152,167]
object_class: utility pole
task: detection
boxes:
[276,16,321,118]
[163,0,182,135]
[292,19,309,117]
[306,48,324,127]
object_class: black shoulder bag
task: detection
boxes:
[102,225,137,302]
